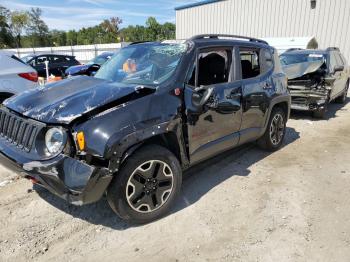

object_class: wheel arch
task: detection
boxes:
[107,121,189,174]
[260,94,291,137]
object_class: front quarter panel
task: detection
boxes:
[72,91,183,158]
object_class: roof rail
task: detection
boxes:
[189,34,268,45]
[129,41,154,45]
[285,48,304,52]
[326,47,340,51]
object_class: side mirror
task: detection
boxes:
[334,65,344,73]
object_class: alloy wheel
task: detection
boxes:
[126,160,174,213]
[269,113,285,145]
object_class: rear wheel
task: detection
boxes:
[107,145,182,224]
[258,107,286,151]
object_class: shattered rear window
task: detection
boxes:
[280,53,326,66]
[95,43,187,86]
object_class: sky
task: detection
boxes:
[0,0,193,31]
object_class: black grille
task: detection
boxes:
[0,108,42,152]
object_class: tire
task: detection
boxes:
[258,107,287,151]
[335,81,349,104]
[312,102,328,119]
[107,144,182,224]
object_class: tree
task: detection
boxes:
[26,8,49,47]
[146,17,161,41]
[0,5,13,48]
[9,11,28,48]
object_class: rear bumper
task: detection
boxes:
[289,88,328,111]
[0,138,112,205]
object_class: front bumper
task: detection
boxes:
[289,87,328,111]
[0,137,112,205]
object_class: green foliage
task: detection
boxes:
[0,4,175,48]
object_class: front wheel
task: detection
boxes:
[107,145,182,224]
[258,107,287,151]
[312,102,328,119]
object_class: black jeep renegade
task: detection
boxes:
[0,35,290,223]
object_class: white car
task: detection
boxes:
[0,51,39,102]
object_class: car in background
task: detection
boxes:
[280,47,349,118]
[22,54,80,78]
[65,52,114,77]
[0,51,38,103]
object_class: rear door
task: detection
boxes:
[184,46,242,164]
[238,46,272,144]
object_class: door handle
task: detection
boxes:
[262,82,272,89]
[228,91,242,100]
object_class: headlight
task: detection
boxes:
[45,127,66,154]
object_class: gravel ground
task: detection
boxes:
[0,97,350,262]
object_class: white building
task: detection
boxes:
[175,0,350,60]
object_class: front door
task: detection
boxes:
[184,47,242,164]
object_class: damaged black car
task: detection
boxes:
[280,47,349,118]
[0,35,290,223]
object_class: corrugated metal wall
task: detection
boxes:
[176,0,350,60]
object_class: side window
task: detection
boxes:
[50,56,65,64]
[261,48,274,73]
[329,52,337,72]
[36,56,48,65]
[187,49,232,87]
[239,48,260,79]
[335,52,344,66]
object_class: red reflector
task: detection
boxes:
[18,72,38,82]
[174,88,181,96]
[30,178,39,184]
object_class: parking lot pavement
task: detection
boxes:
[0,98,350,262]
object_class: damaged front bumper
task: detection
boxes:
[289,86,329,111]
[0,137,112,205]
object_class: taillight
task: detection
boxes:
[18,72,38,82]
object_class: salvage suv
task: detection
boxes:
[0,35,290,224]
[280,47,349,118]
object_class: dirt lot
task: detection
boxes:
[1,98,350,262]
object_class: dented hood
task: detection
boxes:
[4,76,145,124]
[282,60,324,80]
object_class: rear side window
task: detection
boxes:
[188,49,232,87]
[261,48,274,73]
[50,56,65,64]
[239,48,260,79]
[329,52,338,72]
[36,56,49,65]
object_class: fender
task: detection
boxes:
[258,93,291,138]
[106,119,190,173]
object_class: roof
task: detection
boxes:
[175,0,224,11]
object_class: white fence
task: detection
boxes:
[3,42,130,63]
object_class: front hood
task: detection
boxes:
[65,64,89,75]
[282,60,324,80]
[4,76,149,124]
